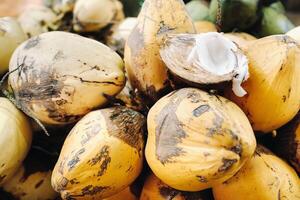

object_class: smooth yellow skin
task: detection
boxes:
[104,187,137,200]
[73,0,124,32]
[213,146,300,200]
[3,166,58,200]
[287,26,300,43]
[146,88,256,191]
[124,0,196,102]
[0,98,32,186]
[194,21,217,33]
[9,31,125,125]
[0,17,27,74]
[226,35,300,133]
[52,107,144,199]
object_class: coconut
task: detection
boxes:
[18,5,60,37]
[225,35,300,133]
[9,31,125,125]
[73,0,124,32]
[146,88,256,191]
[160,32,249,97]
[51,106,145,199]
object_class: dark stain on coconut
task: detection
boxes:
[155,91,187,164]
[187,90,202,103]
[87,145,111,177]
[207,113,224,136]
[218,158,238,172]
[157,21,176,35]
[229,144,242,156]
[196,175,208,183]
[104,107,145,151]
[24,36,41,49]
[81,185,109,196]
[193,104,210,117]
[34,179,44,188]
[67,148,85,171]
[70,178,80,185]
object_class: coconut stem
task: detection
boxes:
[0,71,50,136]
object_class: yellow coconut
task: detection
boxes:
[225,35,300,133]
[73,0,124,32]
[124,0,196,104]
[146,88,256,191]
[213,145,300,200]
[9,31,125,125]
[52,106,145,199]
[18,5,60,37]
[0,97,32,186]
[140,173,214,200]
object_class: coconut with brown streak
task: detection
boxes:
[140,173,214,200]
[146,88,256,191]
[9,31,125,125]
[51,106,145,199]
[124,0,196,104]
[225,35,300,133]
[213,145,300,200]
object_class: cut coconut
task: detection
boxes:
[160,32,249,97]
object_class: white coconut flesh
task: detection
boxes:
[161,32,249,97]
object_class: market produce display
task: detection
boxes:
[0,0,299,200]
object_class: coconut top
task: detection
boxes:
[160,32,249,97]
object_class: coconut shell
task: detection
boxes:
[51,106,145,199]
[146,88,256,191]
